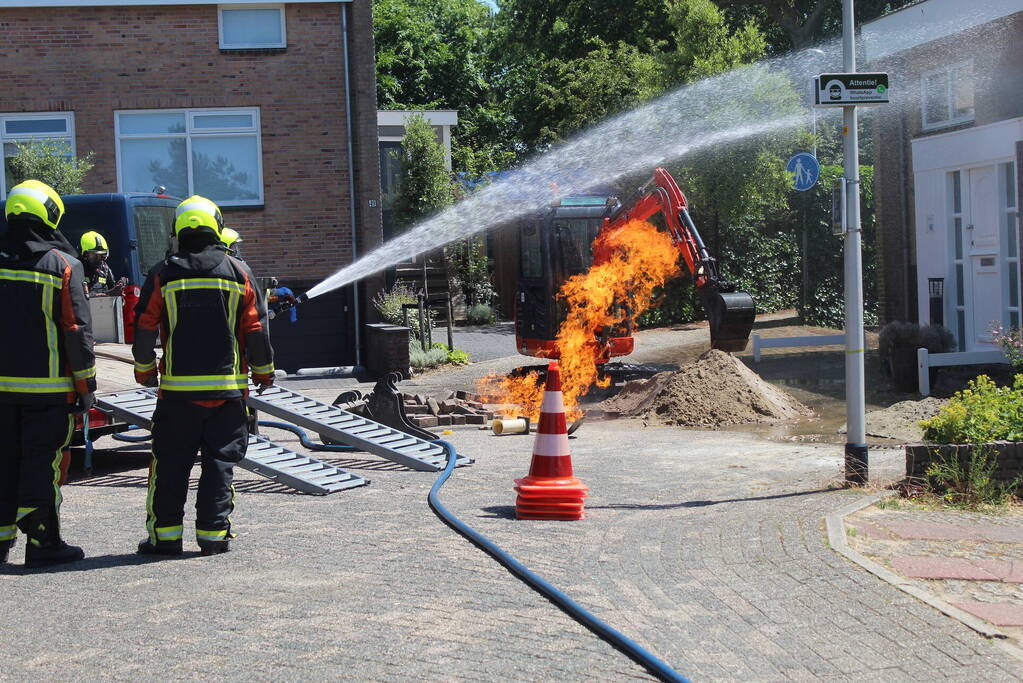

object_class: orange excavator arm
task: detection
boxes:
[594,167,756,352]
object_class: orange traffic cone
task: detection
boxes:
[514,361,588,520]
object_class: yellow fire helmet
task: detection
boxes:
[5,179,65,230]
[80,230,109,254]
[220,227,242,250]
[174,195,224,238]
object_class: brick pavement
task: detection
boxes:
[849,505,1023,652]
[2,412,1021,680]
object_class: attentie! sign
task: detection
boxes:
[814,73,889,107]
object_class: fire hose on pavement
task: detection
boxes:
[428,440,689,683]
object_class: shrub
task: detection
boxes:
[7,139,95,194]
[992,324,1023,371]
[372,281,433,340]
[425,343,468,366]
[409,343,448,368]
[924,446,1018,509]
[466,303,497,325]
[920,375,1023,444]
[879,321,955,357]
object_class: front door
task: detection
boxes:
[965,165,1001,349]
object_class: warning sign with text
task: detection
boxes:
[814,73,889,107]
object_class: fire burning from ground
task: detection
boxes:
[477,219,680,420]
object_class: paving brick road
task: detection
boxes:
[2,410,1021,680]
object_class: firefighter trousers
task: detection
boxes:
[0,403,74,545]
[146,399,248,546]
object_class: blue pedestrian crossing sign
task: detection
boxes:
[787,153,820,192]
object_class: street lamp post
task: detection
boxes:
[842,0,868,484]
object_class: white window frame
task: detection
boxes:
[921,60,975,132]
[115,107,264,207]
[0,112,75,199]
[218,3,287,50]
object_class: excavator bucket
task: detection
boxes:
[699,289,756,353]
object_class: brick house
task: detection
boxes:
[865,0,1023,352]
[0,0,383,369]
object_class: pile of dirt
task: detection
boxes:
[839,396,947,443]
[637,349,813,428]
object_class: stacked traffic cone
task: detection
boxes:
[514,361,588,520]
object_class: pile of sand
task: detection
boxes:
[616,349,812,428]
[839,396,947,443]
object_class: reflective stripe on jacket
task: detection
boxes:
[0,247,97,403]
[132,246,273,400]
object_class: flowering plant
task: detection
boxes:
[991,324,1023,371]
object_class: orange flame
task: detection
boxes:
[478,219,679,420]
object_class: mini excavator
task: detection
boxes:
[515,167,756,362]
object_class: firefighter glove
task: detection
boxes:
[252,372,275,389]
[136,369,158,388]
[74,392,96,415]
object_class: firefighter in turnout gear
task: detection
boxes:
[133,195,274,556]
[0,180,96,567]
[219,227,242,258]
[79,230,126,296]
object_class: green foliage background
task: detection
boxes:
[374,0,908,326]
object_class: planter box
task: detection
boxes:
[905,441,1023,488]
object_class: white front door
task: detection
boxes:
[965,165,1002,349]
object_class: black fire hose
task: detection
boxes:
[428,440,690,683]
[257,420,358,452]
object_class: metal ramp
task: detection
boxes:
[246,384,473,471]
[96,389,368,495]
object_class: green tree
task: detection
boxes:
[393,113,453,232]
[716,0,919,52]
[7,140,95,195]
[374,0,513,174]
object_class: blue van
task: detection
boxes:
[0,192,180,284]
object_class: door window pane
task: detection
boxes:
[191,136,260,201]
[957,310,966,351]
[119,137,188,197]
[1006,162,1017,209]
[193,114,254,130]
[1010,267,1019,308]
[952,171,962,214]
[955,263,965,306]
[119,112,186,135]
[221,8,284,48]
[5,118,67,135]
[1008,215,1018,258]
[954,218,963,259]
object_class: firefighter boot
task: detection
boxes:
[17,508,85,568]
[137,538,183,556]
[197,538,230,556]
[0,538,13,564]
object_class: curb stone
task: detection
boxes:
[825,491,1023,664]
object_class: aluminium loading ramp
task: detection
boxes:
[96,389,369,495]
[245,384,473,471]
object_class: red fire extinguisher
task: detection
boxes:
[123,284,140,343]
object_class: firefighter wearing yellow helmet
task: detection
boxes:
[78,230,126,296]
[132,195,274,557]
[0,180,96,568]
[220,227,243,258]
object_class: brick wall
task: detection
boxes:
[0,1,382,284]
[906,442,1023,489]
[363,323,410,379]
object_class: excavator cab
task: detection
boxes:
[515,196,635,359]
[514,170,756,360]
